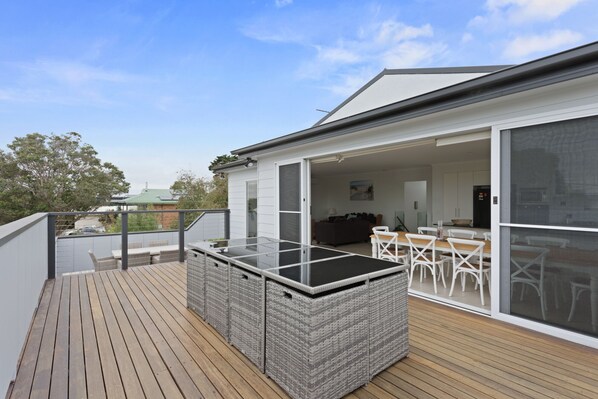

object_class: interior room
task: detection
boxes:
[310,132,492,313]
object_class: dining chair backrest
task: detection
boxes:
[483,232,492,241]
[510,245,549,282]
[149,239,169,247]
[405,233,437,264]
[157,249,180,263]
[417,227,438,236]
[447,229,476,239]
[447,238,485,271]
[372,226,389,233]
[374,231,400,262]
[88,249,99,268]
[526,236,569,248]
[127,251,151,267]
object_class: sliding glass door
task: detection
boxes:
[500,115,598,338]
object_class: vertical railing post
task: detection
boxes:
[47,214,56,279]
[178,211,185,262]
[121,212,128,270]
[224,209,230,239]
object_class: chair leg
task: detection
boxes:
[431,264,437,294]
[449,271,458,297]
[479,273,485,306]
[568,284,577,322]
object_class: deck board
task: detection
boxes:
[8,261,598,399]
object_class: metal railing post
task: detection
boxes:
[47,214,56,279]
[225,209,230,239]
[179,211,185,262]
[121,212,128,270]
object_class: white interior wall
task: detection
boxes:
[310,166,432,229]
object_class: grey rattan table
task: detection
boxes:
[187,237,409,399]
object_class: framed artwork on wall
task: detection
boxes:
[350,180,374,200]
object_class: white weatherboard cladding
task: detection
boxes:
[228,167,258,238]
[237,75,598,242]
[323,73,489,124]
[0,214,48,393]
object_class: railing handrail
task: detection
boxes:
[0,213,48,247]
[49,208,229,216]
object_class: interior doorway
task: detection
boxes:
[403,181,427,232]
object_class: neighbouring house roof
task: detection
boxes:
[120,189,179,205]
[227,41,598,159]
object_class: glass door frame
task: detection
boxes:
[275,158,310,245]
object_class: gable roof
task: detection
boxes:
[313,66,510,126]
[121,189,179,205]
[230,41,598,157]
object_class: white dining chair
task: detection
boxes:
[447,229,476,239]
[372,225,389,233]
[510,245,550,320]
[405,234,448,294]
[483,232,492,241]
[568,277,591,321]
[417,227,438,236]
[373,231,409,265]
[526,236,569,248]
[447,238,490,306]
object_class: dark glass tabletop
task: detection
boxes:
[210,237,280,248]
[213,241,304,258]
[234,247,349,270]
[271,255,400,287]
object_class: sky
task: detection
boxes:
[1,0,597,194]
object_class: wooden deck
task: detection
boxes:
[7,262,598,399]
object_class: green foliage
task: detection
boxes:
[108,212,159,233]
[171,154,235,211]
[0,132,130,224]
[208,154,238,173]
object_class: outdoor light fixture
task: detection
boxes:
[244,158,256,168]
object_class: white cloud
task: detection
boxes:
[19,59,136,85]
[275,0,293,8]
[471,0,584,27]
[503,29,583,59]
[461,32,474,44]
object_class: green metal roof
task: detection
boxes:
[122,189,179,205]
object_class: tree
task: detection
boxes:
[0,132,130,224]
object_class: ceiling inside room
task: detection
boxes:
[310,137,490,177]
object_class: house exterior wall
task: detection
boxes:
[228,167,257,238]
[238,75,598,240]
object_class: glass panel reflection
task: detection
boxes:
[504,115,598,228]
[505,227,598,338]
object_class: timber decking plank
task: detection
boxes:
[9,280,54,399]
[97,272,165,399]
[119,270,223,399]
[110,271,204,399]
[135,264,287,399]
[410,311,598,398]
[128,267,254,399]
[103,271,183,399]
[10,263,598,399]
[67,276,86,399]
[78,274,107,399]
[29,277,62,399]
[86,273,126,399]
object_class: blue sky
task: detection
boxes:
[1,0,597,194]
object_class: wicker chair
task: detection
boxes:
[88,250,117,272]
[149,240,169,247]
[118,251,151,268]
[151,249,181,264]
